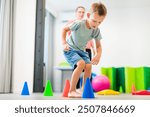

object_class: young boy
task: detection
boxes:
[67,6,96,88]
[62,2,107,98]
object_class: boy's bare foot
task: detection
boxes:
[68,91,81,98]
[76,89,83,94]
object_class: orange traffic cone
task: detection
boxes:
[62,80,70,97]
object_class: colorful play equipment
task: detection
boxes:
[100,67,150,93]
[82,78,95,98]
[124,67,136,93]
[43,80,53,96]
[101,67,116,90]
[92,75,110,92]
[62,80,70,97]
[96,89,120,95]
[135,67,150,90]
[132,84,150,95]
[119,86,123,93]
[116,68,125,93]
[21,81,30,95]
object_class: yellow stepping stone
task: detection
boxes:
[96,89,120,95]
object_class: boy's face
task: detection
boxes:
[87,12,105,29]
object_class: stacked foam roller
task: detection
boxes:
[100,67,150,93]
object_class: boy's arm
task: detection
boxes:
[90,40,96,56]
[62,26,70,51]
[91,40,102,65]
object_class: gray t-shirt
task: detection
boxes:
[67,20,102,51]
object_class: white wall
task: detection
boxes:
[12,0,36,93]
[100,7,150,67]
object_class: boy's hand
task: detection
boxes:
[91,55,100,65]
[63,43,70,51]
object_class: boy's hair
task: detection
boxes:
[90,2,107,16]
[75,6,85,12]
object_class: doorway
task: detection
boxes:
[43,10,54,90]
[33,0,55,92]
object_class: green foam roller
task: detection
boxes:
[116,67,125,93]
[101,67,116,90]
[100,67,108,75]
[125,67,136,93]
[119,86,123,93]
[135,67,145,90]
[144,67,150,90]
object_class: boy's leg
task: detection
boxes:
[63,49,85,97]
[73,65,80,89]
[82,63,92,89]
[69,60,85,97]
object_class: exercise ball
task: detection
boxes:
[92,75,110,92]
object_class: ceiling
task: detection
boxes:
[46,0,100,12]
[46,0,150,16]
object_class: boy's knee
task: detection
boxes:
[85,64,92,70]
[77,60,85,69]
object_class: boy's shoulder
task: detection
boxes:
[70,20,86,28]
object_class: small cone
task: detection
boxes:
[132,84,136,95]
[82,78,95,98]
[44,80,53,96]
[134,90,150,95]
[132,84,136,92]
[62,80,70,97]
[119,86,123,93]
[132,84,150,95]
[21,81,29,95]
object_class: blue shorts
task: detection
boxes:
[63,48,91,68]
